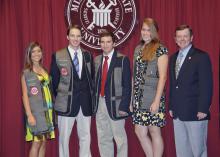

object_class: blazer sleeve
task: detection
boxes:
[50,53,60,97]
[119,56,132,112]
[197,53,213,113]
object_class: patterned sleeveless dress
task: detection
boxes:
[132,45,168,127]
[25,73,55,141]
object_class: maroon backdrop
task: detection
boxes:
[0,0,219,157]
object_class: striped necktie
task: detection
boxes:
[73,51,79,75]
[175,52,184,78]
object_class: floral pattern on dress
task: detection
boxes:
[132,45,168,127]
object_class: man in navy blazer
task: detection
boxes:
[94,30,131,157]
[169,25,213,157]
[50,25,94,157]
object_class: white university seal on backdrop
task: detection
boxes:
[66,0,137,49]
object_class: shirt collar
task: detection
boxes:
[179,44,192,57]
[68,45,81,55]
[103,49,114,59]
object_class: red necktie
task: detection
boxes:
[100,56,109,97]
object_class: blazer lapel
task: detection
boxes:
[106,51,117,84]
[177,46,195,80]
[66,47,74,70]
[81,51,87,78]
[96,56,103,90]
[173,52,178,81]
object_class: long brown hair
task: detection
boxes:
[24,41,43,71]
[141,18,160,61]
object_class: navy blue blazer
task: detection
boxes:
[169,46,213,121]
[94,51,131,120]
[50,48,94,117]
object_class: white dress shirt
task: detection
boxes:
[178,44,192,68]
[102,49,114,69]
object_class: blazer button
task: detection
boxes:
[176,86,179,89]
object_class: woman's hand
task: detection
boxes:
[27,114,36,126]
[150,101,160,114]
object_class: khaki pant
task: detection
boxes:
[96,96,128,157]
[173,118,208,157]
[58,108,91,157]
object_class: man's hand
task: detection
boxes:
[169,110,173,117]
[197,112,207,120]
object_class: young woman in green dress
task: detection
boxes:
[21,42,55,157]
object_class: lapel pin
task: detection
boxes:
[189,56,191,60]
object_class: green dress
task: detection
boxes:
[26,73,55,141]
